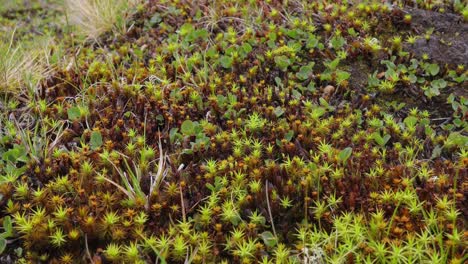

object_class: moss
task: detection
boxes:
[0,0,467,263]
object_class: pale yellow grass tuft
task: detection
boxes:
[65,0,141,40]
[0,32,50,95]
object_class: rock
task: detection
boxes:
[322,85,335,98]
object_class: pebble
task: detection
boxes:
[323,85,335,98]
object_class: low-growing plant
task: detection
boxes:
[65,0,142,40]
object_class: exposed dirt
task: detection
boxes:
[342,8,467,116]
[347,7,468,119]
[347,59,372,91]
[405,8,468,66]
[401,8,468,119]
[1,2,467,262]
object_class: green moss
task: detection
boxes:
[0,0,466,263]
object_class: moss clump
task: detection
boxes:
[0,0,466,263]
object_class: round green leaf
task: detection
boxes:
[90,131,103,150]
[427,63,440,76]
[260,231,278,247]
[338,147,353,162]
[0,238,5,254]
[219,56,233,69]
[181,120,195,136]
[67,106,81,121]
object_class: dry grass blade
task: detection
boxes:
[149,137,168,197]
[101,175,135,201]
[65,0,141,40]
[0,31,48,95]
[101,138,168,210]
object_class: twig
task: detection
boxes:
[84,234,95,264]
[180,184,186,222]
[265,180,277,238]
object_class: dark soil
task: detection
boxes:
[402,8,467,118]
[405,8,468,66]
[347,7,468,119]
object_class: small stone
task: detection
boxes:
[323,85,335,97]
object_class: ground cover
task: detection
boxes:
[0,0,466,263]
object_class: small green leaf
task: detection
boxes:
[426,63,440,76]
[2,148,20,163]
[14,247,22,257]
[306,35,319,48]
[320,72,332,81]
[0,238,6,254]
[431,145,442,159]
[373,132,391,147]
[149,13,162,26]
[306,81,316,92]
[274,77,283,87]
[330,35,346,50]
[89,131,103,150]
[325,58,340,70]
[453,118,463,127]
[296,63,314,81]
[445,132,468,148]
[285,130,294,142]
[2,146,27,163]
[408,74,417,83]
[241,43,252,54]
[156,114,164,122]
[373,133,383,146]
[169,128,179,144]
[192,29,208,40]
[385,68,399,81]
[260,231,278,247]
[274,106,285,117]
[424,86,440,98]
[181,120,195,136]
[267,32,277,41]
[338,147,353,163]
[67,106,81,121]
[404,116,418,128]
[276,139,282,147]
[229,214,241,226]
[383,135,391,145]
[453,74,465,83]
[179,23,194,36]
[274,55,291,71]
[182,148,194,155]
[286,29,299,38]
[292,89,302,99]
[336,70,350,85]
[348,28,358,37]
[310,106,326,119]
[219,56,233,69]
[3,216,12,237]
[447,93,455,104]
[431,79,447,89]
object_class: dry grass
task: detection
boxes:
[65,0,141,41]
[0,32,49,95]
